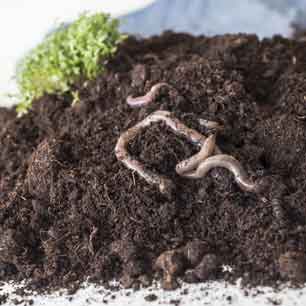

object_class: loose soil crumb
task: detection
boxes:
[1,32,306,294]
[144,293,158,302]
[0,294,8,305]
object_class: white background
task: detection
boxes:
[0,0,154,106]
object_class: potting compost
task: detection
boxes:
[1,32,306,292]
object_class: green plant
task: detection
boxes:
[16,12,126,115]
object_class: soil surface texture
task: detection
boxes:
[1,32,306,292]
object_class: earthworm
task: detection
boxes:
[126,82,174,108]
[182,154,259,193]
[176,134,216,176]
[175,118,222,175]
[115,110,218,195]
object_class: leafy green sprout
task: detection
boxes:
[16,12,127,115]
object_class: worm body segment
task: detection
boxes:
[183,154,258,193]
[127,83,173,108]
[176,134,216,176]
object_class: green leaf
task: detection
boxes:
[16,12,126,115]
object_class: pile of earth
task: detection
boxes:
[1,32,306,292]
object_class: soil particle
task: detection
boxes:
[267,297,282,305]
[110,240,139,263]
[155,249,185,290]
[0,294,8,305]
[182,239,210,267]
[138,274,152,287]
[144,293,158,302]
[193,254,220,281]
[119,273,135,289]
[183,253,220,284]
[1,32,306,292]
[183,269,199,283]
[278,251,306,282]
[226,295,233,304]
[131,64,148,88]
[169,299,181,306]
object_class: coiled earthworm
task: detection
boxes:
[115,110,218,195]
[176,134,217,176]
[182,154,259,193]
[126,82,174,108]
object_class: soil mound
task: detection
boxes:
[1,32,306,291]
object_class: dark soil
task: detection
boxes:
[1,32,306,292]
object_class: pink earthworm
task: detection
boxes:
[115,127,173,196]
[176,134,217,176]
[126,82,174,108]
[175,118,223,175]
[115,111,219,195]
[182,154,259,193]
